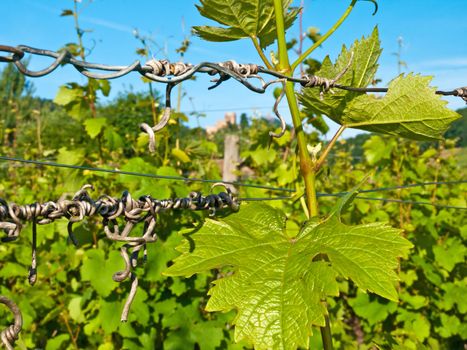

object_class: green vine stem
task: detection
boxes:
[250,36,274,70]
[291,0,358,73]
[314,125,346,172]
[272,0,331,348]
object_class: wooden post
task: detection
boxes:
[222,112,239,185]
[223,134,239,184]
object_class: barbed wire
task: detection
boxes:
[1,44,466,151]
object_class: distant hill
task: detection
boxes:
[445,107,466,147]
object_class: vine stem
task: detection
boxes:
[314,125,346,172]
[291,0,358,73]
[250,36,274,70]
[272,0,330,348]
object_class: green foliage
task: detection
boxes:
[343,75,460,140]
[299,27,381,121]
[299,27,460,142]
[84,117,107,139]
[193,0,299,48]
[0,1,465,349]
[445,107,466,147]
[166,189,411,348]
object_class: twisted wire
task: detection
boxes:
[0,44,465,151]
[0,184,239,322]
[0,296,23,350]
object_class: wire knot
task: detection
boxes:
[300,51,354,100]
[455,87,467,103]
[300,75,334,90]
[218,60,259,77]
[144,59,192,77]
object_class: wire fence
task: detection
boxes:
[1,155,465,208]
[0,184,239,339]
[1,44,466,348]
[1,44,466,151]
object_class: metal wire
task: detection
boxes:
[358,180,467,193]
[316,193,467,210]
[0,155,294,193]
[0,296,22,350]
[0,184,240,323]
[1,155,465,199]
[0,44,465,150]
[0,44,463,98]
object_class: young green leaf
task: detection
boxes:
[193,0,299,48]
[342,74,461,141]
[171,148,191,163]
[83,117,106,139]
[54,85,82,106]
[165,189,412,349]
[299,27,381,120]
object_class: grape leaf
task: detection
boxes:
[165,188,412,349]
[80,249,122,297]
[432,237,465,272]
[193,0,299,48]
[299,27,381,121]
[53,85,82,106]
[83,117,106,139]
[348,290,397,325]
[342,74,461,140]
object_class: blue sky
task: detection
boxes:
[1,0,466,139]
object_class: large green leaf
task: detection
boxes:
[299,27,460,141]
[299,27,381,121]
[165,189,412,349]
[193,0,299,48]
[342,74,461,140]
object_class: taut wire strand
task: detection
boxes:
[0,155,295,193]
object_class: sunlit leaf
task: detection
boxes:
[84,117,107,139]
[171,148,191,163]
[194,0,299,48]
[299,27,381,120]
[166,187,412,348]
[54,85,82,106]
[343,74,461,141]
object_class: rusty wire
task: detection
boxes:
[1,44,466,152]
[0,184,239,333]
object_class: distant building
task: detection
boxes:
[206,112,236,135]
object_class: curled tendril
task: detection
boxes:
[358,0,378,15]
[269,84,287,139]
[139,83,176,153]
